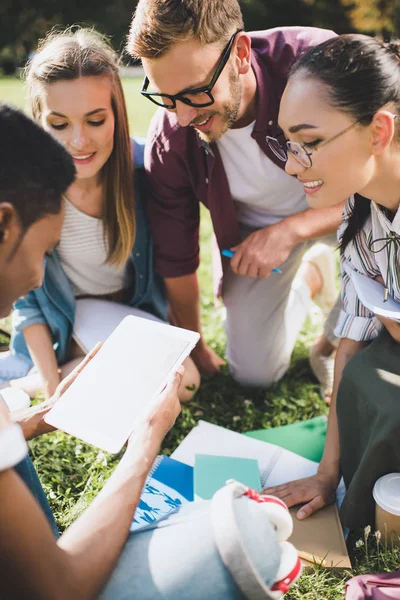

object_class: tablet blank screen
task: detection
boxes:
[46,316,198,452]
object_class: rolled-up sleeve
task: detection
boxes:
[334,266,382,341]
[13,292,46,333]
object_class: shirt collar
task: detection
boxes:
[250,47,280,135]
[371,201,400,234]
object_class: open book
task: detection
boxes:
[172,420,319,487]
[172,421,351,568]
[347,267,400,321]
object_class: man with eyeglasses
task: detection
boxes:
[128,0,344,389]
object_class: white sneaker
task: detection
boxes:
[302,243,338,316]
[0,351,31,384]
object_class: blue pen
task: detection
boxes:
[222,249,282,274]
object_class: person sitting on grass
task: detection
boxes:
[0,27,199,403]
[264,34,400,531]
[0,104,298,600]
[128,0,342,401]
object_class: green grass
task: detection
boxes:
[1,75,397,599]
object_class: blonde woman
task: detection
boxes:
[1,28,199,402]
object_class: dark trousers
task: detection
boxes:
[338,329,400,530]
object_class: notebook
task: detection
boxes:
[348,267,400,321]
[194,454,261,500]
[244,416,327,463]
[172,421,351,569]
[45,316,199,453]
[172,420,319,487]
[131,455,194,531]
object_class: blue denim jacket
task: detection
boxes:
[11,138,168,366]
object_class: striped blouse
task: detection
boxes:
[335,196,400,342]
[57,198,132,297]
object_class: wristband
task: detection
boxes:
[0,423,28,471]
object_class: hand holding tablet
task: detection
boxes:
[45,316,200,453]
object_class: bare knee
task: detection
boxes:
[179,357,200,403]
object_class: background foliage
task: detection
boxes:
[0,0,398,73]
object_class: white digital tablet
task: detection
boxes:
[45,315,200,453]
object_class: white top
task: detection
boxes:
[217,121,307,229]
[335,197,400,341]
[57,198,131,297]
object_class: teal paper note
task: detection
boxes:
[194,454,261,500]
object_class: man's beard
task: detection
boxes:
[195,68,242,144]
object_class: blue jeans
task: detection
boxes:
[14,455,59,538]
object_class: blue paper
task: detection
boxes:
[130,455,193,531]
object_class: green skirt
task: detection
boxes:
[338,328,400,530]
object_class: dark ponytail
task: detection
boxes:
[340,194,371,253]
[289,35,400,253]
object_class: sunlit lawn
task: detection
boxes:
[1,75,395,600]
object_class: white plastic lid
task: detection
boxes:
[373,473,400,516]
[0,388,31,412]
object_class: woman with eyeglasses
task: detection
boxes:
[0,27,199,404]
[264,34,400,531]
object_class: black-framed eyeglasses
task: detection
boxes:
[266,119,365,169]
[141,29,243,109]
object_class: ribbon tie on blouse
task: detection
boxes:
[368,230,400,302]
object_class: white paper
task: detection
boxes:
[349,268,400,321]
[46,316,199,453]
[73,298,162,353]
[172,420,318,487]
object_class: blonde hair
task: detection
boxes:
[26,27,135,268]
[128,0,244,59]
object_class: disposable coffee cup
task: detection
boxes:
[0,388,31,412]
[373,473,400,545]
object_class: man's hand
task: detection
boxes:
[191,339,226,374]
[230,221,295,278]
[135,366,184,439]
[263,471,337,520]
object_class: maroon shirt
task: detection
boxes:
[144,26,335,278]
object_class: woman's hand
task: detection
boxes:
[12,344,102,440]
[263,471,338,520]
